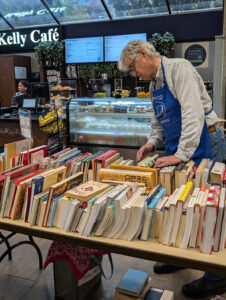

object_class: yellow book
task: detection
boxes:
[99,168,153,188]
[109,163,158,187]
[178,181,193,202]
[42,166,67,191]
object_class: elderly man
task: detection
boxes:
[118,40,226,298]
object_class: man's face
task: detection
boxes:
[123,50,158,80]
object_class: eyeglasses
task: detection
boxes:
[128,57,137,72]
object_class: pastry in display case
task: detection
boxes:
[68,97,153,148]
[49,80,77,101]
[49,80,77,117]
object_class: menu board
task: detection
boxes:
[105,33,147,62]
[65,37,104,63]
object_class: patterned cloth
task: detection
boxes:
[44,241,108,279]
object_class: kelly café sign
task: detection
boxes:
[0,26,62,52]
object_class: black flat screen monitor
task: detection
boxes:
[31,82,49,98]
[22,98,37,109]
[105,33,147,62]
[65,37,104,63]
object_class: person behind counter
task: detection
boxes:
[11,80,31,107]
[118,40,226,299]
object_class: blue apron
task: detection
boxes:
[152,59,212,165]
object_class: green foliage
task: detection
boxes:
[79,62,129,80]
[149,32,175,57]
[34,40,65,68]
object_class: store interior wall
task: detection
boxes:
[174,41,215,82]
[14,41,215,83]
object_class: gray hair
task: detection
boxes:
[118,40,160,71]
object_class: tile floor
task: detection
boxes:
[0,231,226,300]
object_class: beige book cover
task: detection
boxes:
[99,169,153,188]
[4,138,33,170]
[210,162,225,185]
[36,198,47,227]
[30,149,44,163]
[42,166,67,191]
[160,165,176,195]
[65,181,110,202]
[109,163,158,187]
[194,158,210,187]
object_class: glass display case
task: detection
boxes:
[69,97,153,148]
[49,79,77,101]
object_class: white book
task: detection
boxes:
[180,191,197,249]
[200,185,221,254]
[213,187,226,252]
[169,183,192,246]
[196,189,209,247]
[219,191,226,251]
[189,187,206,248]
[162,186,184,245]
[64,199,80,232]
[81,187,114,237]
[118,188,147,241]
[103,184,135,238]
[53,197,69,229]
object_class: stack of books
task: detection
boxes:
[113,268,174,300]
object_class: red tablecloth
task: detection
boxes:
[44,241,108,279]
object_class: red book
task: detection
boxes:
[93,150,119,180]
[66,152,90,176]
[51,147,72,160]
[222,168,226,187]
[8,169,45,219]
[21,145,47,165]
[25,186,32,222]
[0,162,40,217]
[200,184,221,254]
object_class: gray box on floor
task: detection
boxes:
[53,255,102,300]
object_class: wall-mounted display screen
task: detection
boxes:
[65,37,104,63]
[105,33,147,62]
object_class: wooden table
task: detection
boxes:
[0,218,225,276]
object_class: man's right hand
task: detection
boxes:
[136,143,154,163]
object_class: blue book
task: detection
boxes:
[141,188,166,241]
[47,194,63,227]
[144,287,174,300]
[146,184,162,205]
[117,268,149,297]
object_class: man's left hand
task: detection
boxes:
[154,155,182,168]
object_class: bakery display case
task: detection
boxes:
[49,79,77,102]
[68,97,153,148]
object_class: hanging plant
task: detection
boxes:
[34,40,65,69]
[78,62,129,80]
[149,32,175,57]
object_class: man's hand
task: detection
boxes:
[154,155,182,168]
[136,143,154,162]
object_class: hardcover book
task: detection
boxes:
[109,163,158,187]
[42,171,83,227]
[4,138,33,170]
[99,169,153,188]
[65,181,110,202]
[116,268,149,297]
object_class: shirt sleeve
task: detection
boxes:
[148,112,165,148]
[172,62,204,162]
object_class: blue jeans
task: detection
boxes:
[209,126,225,164]
[205,126,225,280]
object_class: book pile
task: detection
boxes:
[113,268,174,300]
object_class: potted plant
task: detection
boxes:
[34,40,65,69]
[149,32,175,57]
